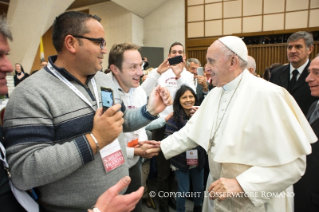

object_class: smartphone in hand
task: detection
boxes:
[197,67,204,76]
[168,55,183,65]
[101,87,114,112]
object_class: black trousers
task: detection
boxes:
[153,126,175,207]
[0,190,26,212]
[124,161,142,212]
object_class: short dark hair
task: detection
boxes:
[52,11,101,52]
[172,85,197,120]
[108,43,140,71]
[169,42,184,54]
[0,15,12,41]
[287,31,313,49]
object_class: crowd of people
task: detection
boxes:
[0,10,319,212]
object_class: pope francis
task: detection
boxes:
[149,36,317,212]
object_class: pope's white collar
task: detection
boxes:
[222,69,245,91]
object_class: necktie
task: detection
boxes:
[289,69,299,91]
[309,104,319,124]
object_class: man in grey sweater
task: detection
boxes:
[3,11,170,212]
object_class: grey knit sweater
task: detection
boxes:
[3,56,157,212]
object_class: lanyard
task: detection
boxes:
[0,142,8,169]
[47,62,100,111]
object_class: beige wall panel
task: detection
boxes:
[188,5,204,22]
[285,11,308,29]
[205,0,222,3]
[223,18,241,35]
[286,0,309,11]
[243,0,262,16]
[243,16,262,32]
[144,0,185,60]
[205,20,222,36]
[205,3,222,20]
[224,1,242,18]
[264,0,285,14]
[263,14,284,31]
[188,0,204,6]
[309,9,319,27]
[188,22,204,38]
[311,0,319,8]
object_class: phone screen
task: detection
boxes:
[197,67,204,76]
[101,87,114,111]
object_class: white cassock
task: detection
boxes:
[160,69,317,212]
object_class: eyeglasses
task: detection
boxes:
[73,35,106,50]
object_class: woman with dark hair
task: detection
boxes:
[164,85,205,212]
[14,63,29,86]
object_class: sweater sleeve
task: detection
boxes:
[3,88,93,190]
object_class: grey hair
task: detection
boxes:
[186,58,201,67]
[287,31,313,49]
[0,15,12,41]
[246,56,256,72]
[218,41,247,69]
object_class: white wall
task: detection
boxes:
[90,1,134,68]
[131,13,144,46]
[144,0,185,59]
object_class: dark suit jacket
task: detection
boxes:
[270,61,318,115]
[196,81,209,106]
[294,101,319,212]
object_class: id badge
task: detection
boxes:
[186,149,198,166]
[99,139,125,173]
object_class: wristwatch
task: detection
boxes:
[93,207,101,212]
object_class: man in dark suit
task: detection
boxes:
[270,31,318,115]
[185,58,209,105]
[294,56,319,212]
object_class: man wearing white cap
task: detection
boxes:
[148,36,317,211]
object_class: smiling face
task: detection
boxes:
[206,41,233,87]
[186,62,200,78]
[0,33,13,95]
[114,49,144,92]
[168,44,186,60]
[306,57,319,97]
[287,38,312,68]
[179,90,195,111]
[76,18,107,76]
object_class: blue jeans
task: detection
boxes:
[174,168,204,212]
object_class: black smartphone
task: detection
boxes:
[100,87,114,112]
[168,55,183,65]
[197,67,204,76]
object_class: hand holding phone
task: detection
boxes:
[197,67,204,76]
[168,55,183,66]
[101,87,114,112]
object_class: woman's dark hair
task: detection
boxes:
[173,85,197,120]
[14,63,24,75]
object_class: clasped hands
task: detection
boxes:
[133,140,161,158]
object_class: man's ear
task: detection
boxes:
[183,54,186,60]
[110,64,119,75]
[64,35,77,54]
[307,45,314,55]
[229,56,239,71]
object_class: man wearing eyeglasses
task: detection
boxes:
[3,11,171,212]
